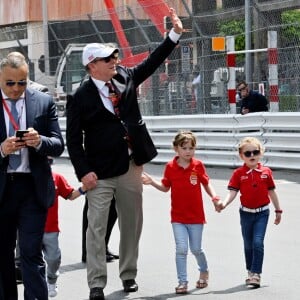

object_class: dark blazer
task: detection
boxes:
[240,90,269,114]
[67,36,178,181]
[0,88,64,209]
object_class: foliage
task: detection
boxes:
[217,19,245,51]
[279,95,298,112]
[217,19,245,64]
[281,10,300,40]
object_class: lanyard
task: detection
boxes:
[1,96,20,131]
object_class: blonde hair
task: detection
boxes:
[173,131,196,147]
[238,137,265,154]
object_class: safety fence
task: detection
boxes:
[1,1,300,114]
[59,112,300,170]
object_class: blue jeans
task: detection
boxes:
[172,223,208,285]
[239,209,270,274]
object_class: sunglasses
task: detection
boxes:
[93,53,119,64]
[6,81,27,87]
[243,150,260,157]
[237,86,247,92]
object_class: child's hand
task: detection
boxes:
[213,201,222,212]
[274,212,282,225]
[214,200,225,213]
[141,172,152,185]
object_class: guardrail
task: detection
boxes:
[58,112,300,170]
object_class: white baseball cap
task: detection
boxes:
[82,43,119,66]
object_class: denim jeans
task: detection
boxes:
[239,209,270,274]
[172,223,208,285]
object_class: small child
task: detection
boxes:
[44,157,86,297]
[217,137,282,288]
[142,131,220,294]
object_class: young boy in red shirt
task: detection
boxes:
[44,157,86,297]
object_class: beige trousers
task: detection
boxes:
[86,160,143,288]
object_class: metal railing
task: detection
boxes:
[58,112,300,170]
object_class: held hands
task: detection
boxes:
[212,199,226,213]
[141,172,153,185]
[81,172,98,190]
[169,7,183,34]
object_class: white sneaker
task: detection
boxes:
[48,283,58,297]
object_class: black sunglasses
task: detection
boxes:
[6,81,27,87]
[243,150,260,157]
[93,53,119,64]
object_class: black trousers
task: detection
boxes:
[0,174,48,300]
[82,196,117,262]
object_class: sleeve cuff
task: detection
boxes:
[168,28,181,43]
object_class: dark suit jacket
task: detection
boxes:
[0,88,64,209]
[240,90,269,114]
[66,36,178,181]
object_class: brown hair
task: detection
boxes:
[173,131,196,147]
[237,80,248,89]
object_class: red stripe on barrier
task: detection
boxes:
[269,85,279,102]
[227,54,236,67]
[228,89,236,104]
[268,48,278,65]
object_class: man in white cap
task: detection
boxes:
[66,7,183,300]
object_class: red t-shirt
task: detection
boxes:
[161,156,210,224]
[44,172,74,232]
[228,163,275,208]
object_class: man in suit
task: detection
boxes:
[66,7,183,300]
[0,53,64,299]
[237,80,269,114]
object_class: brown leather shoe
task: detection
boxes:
[123,279,138,292]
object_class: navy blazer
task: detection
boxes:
[67,36,178,181]
[0,88,64,209]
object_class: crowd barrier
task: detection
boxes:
[58,112,300,170]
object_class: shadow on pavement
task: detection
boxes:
[60,262,86,274]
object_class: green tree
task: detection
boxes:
[217,19,245,51]
[281,10,300,42]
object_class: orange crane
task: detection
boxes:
[104,0,170,66]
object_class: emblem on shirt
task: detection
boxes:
[190,172,198,185]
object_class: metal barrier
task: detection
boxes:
[58,112,300,170]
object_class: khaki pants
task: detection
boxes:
[86,161,143,288]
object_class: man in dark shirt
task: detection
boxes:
[237,81,269,114]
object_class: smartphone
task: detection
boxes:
[16,130,29,140]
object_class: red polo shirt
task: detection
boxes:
[228,163,275,208]
[44,172,74,232]
[161,157,210,224]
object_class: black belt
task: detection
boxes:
[6,173,32,181]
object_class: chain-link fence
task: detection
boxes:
[0,0,299,115]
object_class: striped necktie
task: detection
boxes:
[106,82,120,117]
[8,100,21,170]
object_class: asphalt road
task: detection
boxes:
[18,158,300,299]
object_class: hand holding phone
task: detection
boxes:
[16,130,29,141]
